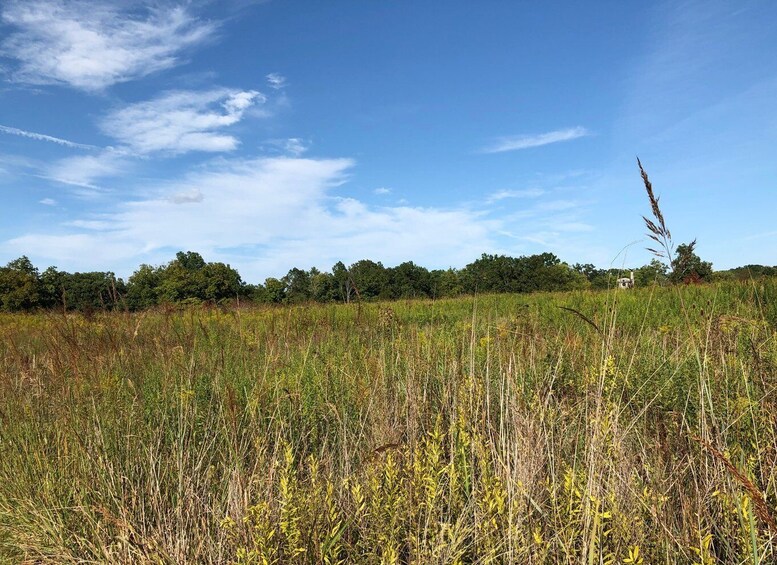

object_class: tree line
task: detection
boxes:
[0,244,766,313]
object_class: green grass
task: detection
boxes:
[1,280,777,563]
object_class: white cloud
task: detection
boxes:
[223,90,260,114]
[481,127,589,153]
[554,221,594,232]
[0,153,37,171]
[100,89,265,154]
[5,156,498,280]
[0,1,217,91]
[282,138,308,156]
[276,137,309,157]
[5,233,140,268]
[44,148,128,192]
[0,124,96,149]
[486,188,544,203]
[170,188,204,204]
[537,199,579,212]
[262,138,309,156]
[39,198,57,206]
[373,187,391,195]
[266,73,287,90]
[68,219,113,230]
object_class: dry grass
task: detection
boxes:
[1,283,777,563]
[639,156,674,264]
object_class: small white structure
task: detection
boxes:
[617,271,635,289]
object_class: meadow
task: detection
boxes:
[1,280,777,563]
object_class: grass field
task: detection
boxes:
[2,280,777,563]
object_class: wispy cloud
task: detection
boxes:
[266,72,287,90]
[481,127,589,153]
[3,234,141,267]
[373,187,391,195]
[0,153,38,177]
[282,138,307,156]
[485,188,544,203]
[262,138,309,156]
[537,199,579,212]
[67,219,113,230]
[100,89,265,154]
[6,156,498,279]
[0,1,217,91]
[742,230,777,241]
[554,221,594,232]
[170,188,204,204]
[0,124,96,149]
[44,148,129,192]
[39,198,57,206]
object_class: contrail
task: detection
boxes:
[0,124,97,150]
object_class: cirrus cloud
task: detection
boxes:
[0,124,97,149]
[43,148,130,193]
[100,88,265,154]
[0,0,217,92]
[481,127,590,153]
[265,72,287,90]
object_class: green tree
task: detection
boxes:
[134,252,243,305]
[671,241,712,283]
[57,271,123,311]
[430,268,463,298]
[0,256,41,311]
[349,260,388,299]
[331,261,354,303]
[157,251,209,303]
[175,251,207,271]
[719,264,777,281]
[126,264,162,310]
[283,267,312,303]
[264,277,286,303]
[521,253,566,292]
[573,263,606,288]
[461,252,573,294]
[388,261,432,299]
[158,262,203,303]
[40,266,67,309]
[635,259,669,287]
[201,262,243,302]
[461,254,516,293]
[246,283,270,303]
[309,268,337,302]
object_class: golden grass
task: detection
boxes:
[1,283,776,563]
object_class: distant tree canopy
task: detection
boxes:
[125,252,243,310]
[572,259,671,290]
[0,257,124,312]
[720,264,777,280]
[0,256,40,311]
[0,247,770,313]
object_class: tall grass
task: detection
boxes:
[1,281,776,563]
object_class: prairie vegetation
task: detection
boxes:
[2,280,777,563]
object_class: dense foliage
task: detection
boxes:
[0,245,766,312]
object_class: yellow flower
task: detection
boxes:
[623,545,644,564]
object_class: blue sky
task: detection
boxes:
[1,0,775,282]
